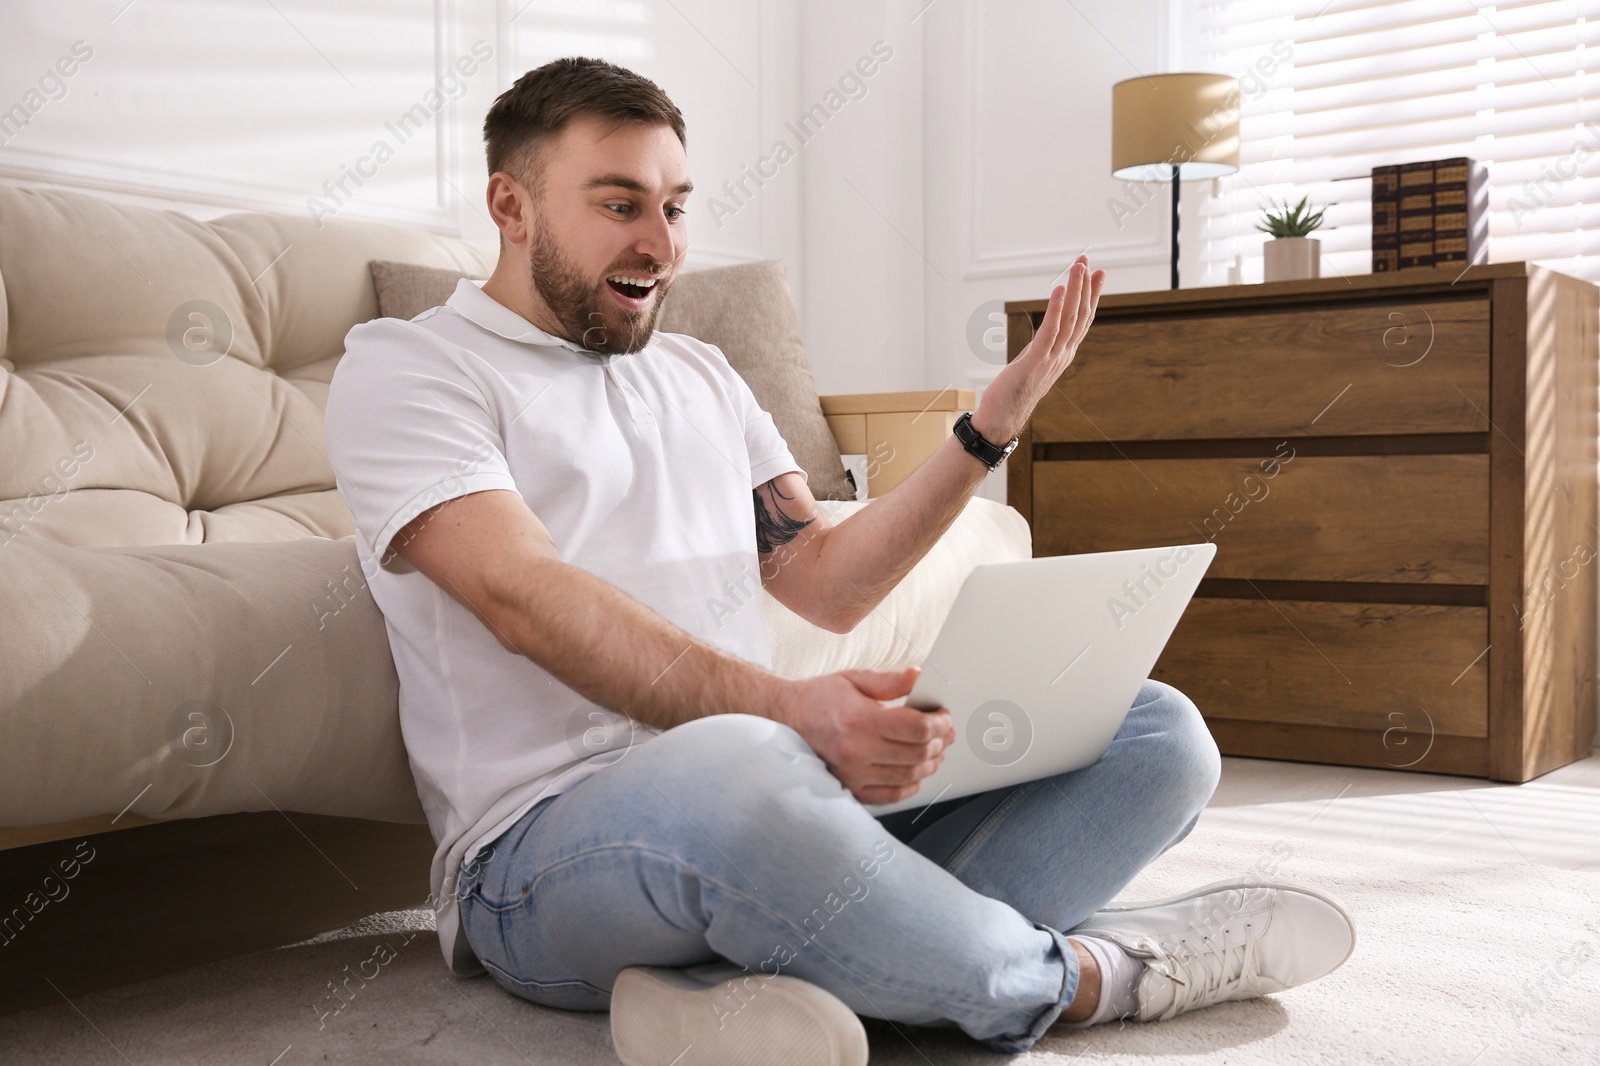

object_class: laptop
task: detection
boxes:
[865,541,1217,816]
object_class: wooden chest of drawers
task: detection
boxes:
[1004,263,1597,781]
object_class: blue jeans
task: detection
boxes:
[456,678,1221,1054]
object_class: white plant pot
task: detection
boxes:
[1263,236,1321,282]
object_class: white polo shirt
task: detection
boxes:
[324,278,805,977]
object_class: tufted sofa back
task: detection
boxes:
[0,185,501,832]
[0,184,495,548]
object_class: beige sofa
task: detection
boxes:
[0,184,1031,852]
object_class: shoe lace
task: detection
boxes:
[1138,916,1265,1022]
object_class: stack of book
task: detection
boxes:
[1370,157,1488,273]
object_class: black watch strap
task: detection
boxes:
[953,411,1018,471]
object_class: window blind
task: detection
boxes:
[1194,0,1600,284]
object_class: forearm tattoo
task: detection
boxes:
[753,481,814,553]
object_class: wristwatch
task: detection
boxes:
[952,411,1019,471]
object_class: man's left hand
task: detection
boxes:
[969,255,1106,444]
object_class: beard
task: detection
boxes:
[527,218,673,356]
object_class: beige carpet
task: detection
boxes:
[3,821,1596,1065]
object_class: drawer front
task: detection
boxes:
[1033,453,1488,584]
[1153,597,1489,739]
[1031,299,1490,441]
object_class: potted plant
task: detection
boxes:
[1256,196,1326,282]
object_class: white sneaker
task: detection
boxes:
[1071,879,1356,1022]
[610,961,869,1066]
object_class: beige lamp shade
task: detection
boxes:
[1111,73,1241,182]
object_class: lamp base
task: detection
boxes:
[1169,167,1180,290]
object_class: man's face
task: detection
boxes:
[523,115,690,355]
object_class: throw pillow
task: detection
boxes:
[654,259,856,501]
[765,495,1034,678]
[370,260,478,321]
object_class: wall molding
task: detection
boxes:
[966,242,1173,279]
[0,144,458,230]
[754,0,781,263]
[435,0,460,229]
[683,247,766,268]
[0,0,465,233]
[961,0,1165,280]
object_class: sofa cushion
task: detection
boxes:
[0,533,421,828]
[0,495,1031,829]
[766,496,1033,678]
[0,185,497,549]
[367,257,858,501]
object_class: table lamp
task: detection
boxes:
[1111,73,1241,289]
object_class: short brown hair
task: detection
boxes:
[483,57,687,200]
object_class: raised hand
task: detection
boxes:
[969,255,1107,444]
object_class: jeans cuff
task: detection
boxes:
[979,922,1079,1054]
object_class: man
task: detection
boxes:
[324,56,1354,1066]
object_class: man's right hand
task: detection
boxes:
[777,665,956,806]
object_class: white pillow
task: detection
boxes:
[765,496,1032,679]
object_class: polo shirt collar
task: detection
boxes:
[445,278,596,356]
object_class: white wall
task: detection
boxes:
[791,0,922,399]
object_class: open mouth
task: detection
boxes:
[605,273,661,304]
